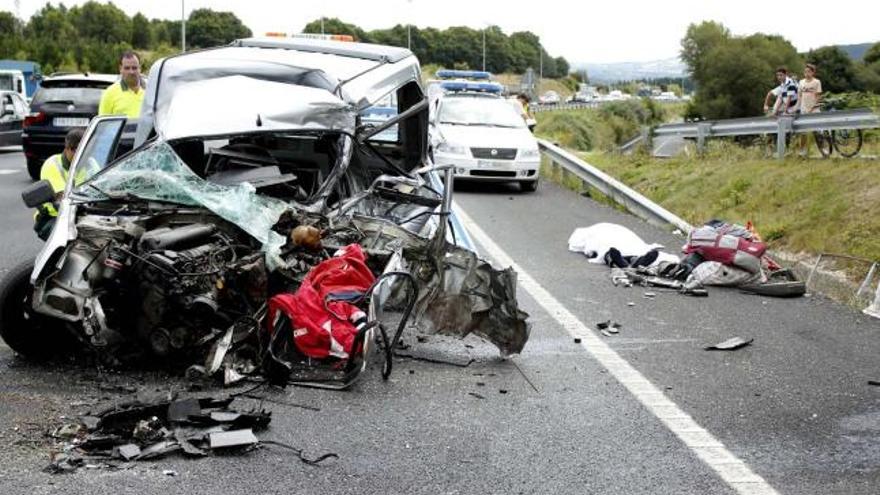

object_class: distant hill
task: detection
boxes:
[836,43,876,61]
[572,57,686,83]
[576,42,877,83]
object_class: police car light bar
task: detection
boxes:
[266,33,356,42]
[435,69,492,80]
[439,81,503,94]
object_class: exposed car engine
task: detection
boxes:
[33,213,280,359]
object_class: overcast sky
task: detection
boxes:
[2,0,878,63]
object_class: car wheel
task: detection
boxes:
[0,258,67,359]
[520,180,538,193]
[26,158,41,181]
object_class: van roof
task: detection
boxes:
[137,38,422,144]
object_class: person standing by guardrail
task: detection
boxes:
[796,63,823,155]
[763,66,799,116]
[516,93,537,132]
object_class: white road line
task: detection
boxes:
[0,170,19,175]
[456,207,780,495]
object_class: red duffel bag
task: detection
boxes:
[267,244,375,359]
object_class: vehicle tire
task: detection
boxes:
[0,258,65,359]
[26,158,41,181]
[832,129,863,158]
[813,131,833,158]
[520,180,538,192]
[739,280,806,298]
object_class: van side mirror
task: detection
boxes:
[22,180,56,208]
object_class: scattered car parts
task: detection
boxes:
[704,337,754,351]
[0,37,530,391]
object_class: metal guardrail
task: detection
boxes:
[652,108,880,158]
[533,102,601,112]
[533,99,683,113]
[537,138,692,233]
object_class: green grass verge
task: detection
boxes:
[533,100,671,152]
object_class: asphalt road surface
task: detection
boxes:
[0,149,878,495]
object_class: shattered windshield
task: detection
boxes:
[74,141,289,251]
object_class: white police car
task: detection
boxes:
[429,77,540,192]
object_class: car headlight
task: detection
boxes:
[436,142,468,155]
[520,148,540,158]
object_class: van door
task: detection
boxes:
[0,93,21,146]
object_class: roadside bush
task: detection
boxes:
[534,111,599,150]
[535,99,673,152]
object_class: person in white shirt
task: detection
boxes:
[763,67,799,116]
[797,63,822,155]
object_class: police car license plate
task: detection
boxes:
[53,117,89,127]
[477,160,506,168]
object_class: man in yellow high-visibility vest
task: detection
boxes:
[34,128,84,240]
[98,50,145,118]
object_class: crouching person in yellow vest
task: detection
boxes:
[34,128,85,240]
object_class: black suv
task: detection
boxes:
[22,73,117,179]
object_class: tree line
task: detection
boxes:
[0,4,570,79]
[0,2,251,74]
[681,21,880,119]
[302,18,570,78]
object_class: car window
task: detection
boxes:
[72,117,126,183]
[360,91,399,143]
[438,97,525,128]
[1,94,13,116]
[32,82,110,109]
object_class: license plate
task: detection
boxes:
[477,160,507,168]
[53,117,89,127]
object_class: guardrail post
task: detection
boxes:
[641,126,652,154]
[696,123,712,154]
[776,116,793,159]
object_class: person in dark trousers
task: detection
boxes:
[603,247,660,269]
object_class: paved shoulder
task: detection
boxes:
[453,180,880,495]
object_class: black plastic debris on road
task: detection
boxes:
[115,443,141,461]
[167,398,201,423]
[42,393,338,474]
[705,337,754,351]
[596,321,622,335]
[209,429,259,449]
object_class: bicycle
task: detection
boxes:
[809,100,863,158]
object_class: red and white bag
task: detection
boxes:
[267,244,375,360]
[684,225,767,274]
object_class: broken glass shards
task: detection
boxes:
[76,141,289,260]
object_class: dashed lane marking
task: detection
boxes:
[456,207,780,495]
[0,170,19,175]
